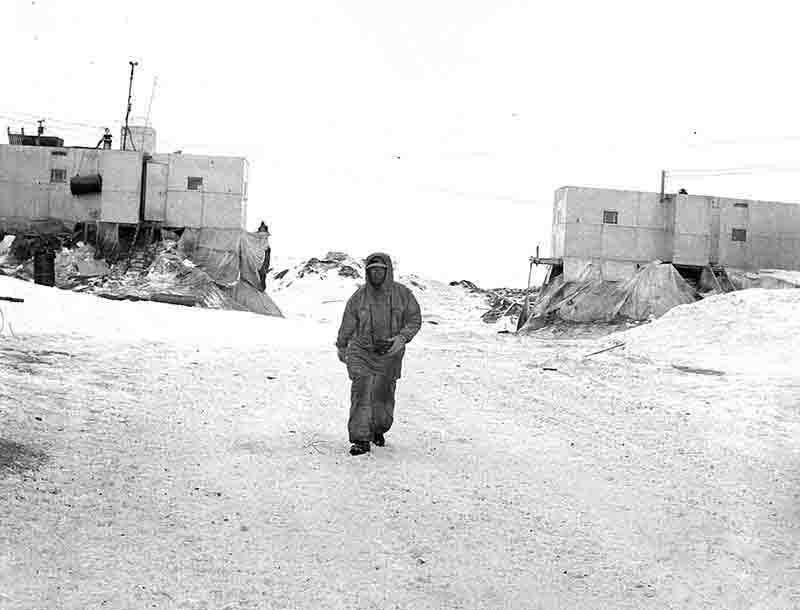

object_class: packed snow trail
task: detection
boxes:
[1,277,798,609]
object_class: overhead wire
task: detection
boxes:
[418,185,546,205]
[145,76,158,129]
[0,109,118,130]
[667,165,800,178]
[3,104,799,195]
[687,134,800,146]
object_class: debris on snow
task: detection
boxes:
[0,234,15,256]
[583,342,625,358]
[448,280,535,324]
[0,229,281,317]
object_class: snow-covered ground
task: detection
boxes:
[613,289,800,377]
[1,272,798,609]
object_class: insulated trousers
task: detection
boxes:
[348,374,397,443]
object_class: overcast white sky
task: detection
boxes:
[4,1,800,286]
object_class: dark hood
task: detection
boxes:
[364,252,394,289]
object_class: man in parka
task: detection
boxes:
[336,252,422,455]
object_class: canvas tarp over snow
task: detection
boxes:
[520,261,697,331]
[175,228,281,316]
[97,255,245,310]
[178,229,243,286]
[95,231,282,317]
[617,262,697,319]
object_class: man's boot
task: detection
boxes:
[349,441,370,456]
[373,433,385,447]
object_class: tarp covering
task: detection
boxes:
[175,228,280,316]
[520,261,698,331]
[178,228,242,286]
[241,231,270,289]
[175,228,270,288]
[91,243,282,316]
[557,278,625,322]
[616,262,698,319]
[227,279,283,317]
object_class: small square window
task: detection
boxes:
[603,210,618,224]
[50,168,66,183]
[731,228,747,242]
[187,176,203,190]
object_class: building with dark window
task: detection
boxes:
[541,186,800,281]
[1,123,248,231]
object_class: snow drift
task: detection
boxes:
[613,288,800,377]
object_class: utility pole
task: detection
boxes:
[660,169,666,202]
[122,60,138,151]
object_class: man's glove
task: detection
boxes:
[337,347,348,364]
[384,335,406,357]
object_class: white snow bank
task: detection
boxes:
[613,288,800,377]
[0,251,502,349]
[760,269,800,286]
[728,268,800,289]
[0,276,326,348]
[268,264,362,324]
[267,254,494,334]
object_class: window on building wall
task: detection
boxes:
[50,168,66,183]
[602,210,618,224]
[734,202,749,208]
[187,176,203,190]
[731,228,747,242]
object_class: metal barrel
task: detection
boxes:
[70,173,103,196]
[33,249,56,286]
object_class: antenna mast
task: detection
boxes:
[122,60,138,151]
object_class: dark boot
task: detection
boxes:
[349,441,370,456]
[373,433,385,447]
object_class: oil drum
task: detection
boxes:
[70,173,103,196]
[33,249,56,286]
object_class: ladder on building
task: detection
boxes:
[126,223,141,266]
[125,223,165,277]
[708,265,735,293]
